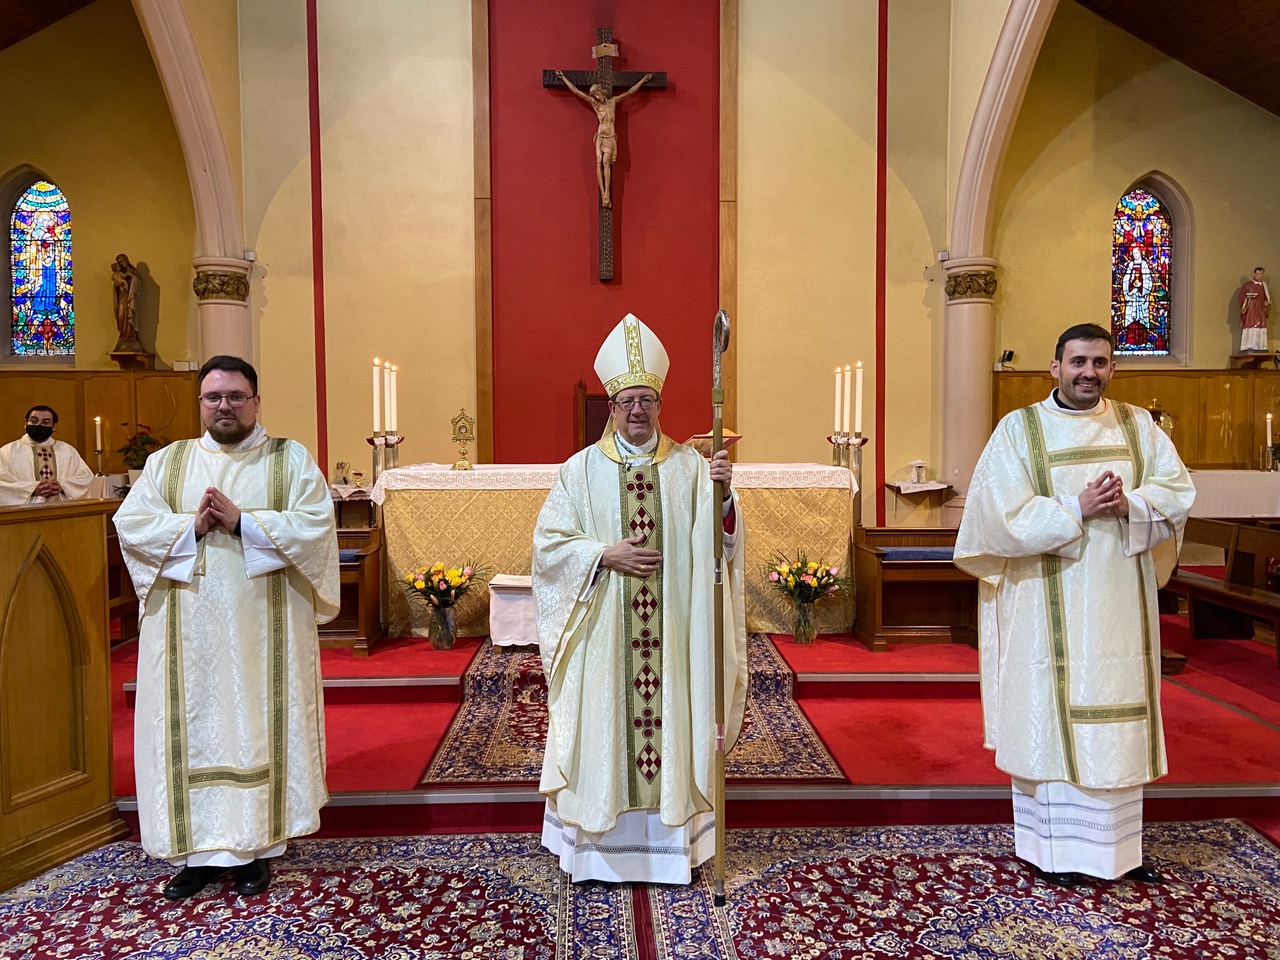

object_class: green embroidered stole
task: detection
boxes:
[618,459,664,809]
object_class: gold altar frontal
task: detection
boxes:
[373,462,857,638]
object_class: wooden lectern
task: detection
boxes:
[0,500,128,890]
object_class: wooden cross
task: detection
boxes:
[544,28,667,282]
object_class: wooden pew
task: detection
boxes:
[1162,518,1280,667]
[853,527,977,652]
[319,526,384,656]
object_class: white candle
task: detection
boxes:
[854,361,864,435]
[93,416,102,452]
[389,364,399,434]
[372,357,382,433]
[383,362,393,434]
[832,367,842,435]
[842,364,852,434]
[1268,412,1273,448]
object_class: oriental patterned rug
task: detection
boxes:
[651,819,1280,960]
[4,821,1276,959]
[420,633,844,785]
[0,834,638,960]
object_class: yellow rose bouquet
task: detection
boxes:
[401,562,489,648]
[763,553,852,644]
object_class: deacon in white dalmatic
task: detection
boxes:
[0,404,93,505]
[114,355,339,901]
[955,323,1195,887]
[533,313,748,884]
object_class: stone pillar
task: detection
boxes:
[192,256,252,361]
[940,256,999,526]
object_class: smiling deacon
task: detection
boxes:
[954,323,1195,888]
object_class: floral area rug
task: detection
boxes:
[651,819,1280,959]
[420,633,844,785]
[0,834,638,960]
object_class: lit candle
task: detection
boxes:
[372,357,382,433]
[383,362,393,434]
[854,361,864,436]
[94,416,102,452]
[832,367,842,436]
[389,364,399,434]
[1268,412,1273,448]
[842,364,852,435]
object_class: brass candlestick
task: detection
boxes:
[451,409,475,470]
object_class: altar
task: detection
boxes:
[372,463,858,638]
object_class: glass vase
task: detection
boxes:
[428,605,458,650]
[792,599,816,645]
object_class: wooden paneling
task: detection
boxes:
[0,370,196,474]
[0,500,126,890]
[993,369,1280,469]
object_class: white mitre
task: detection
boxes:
[593,313,670,397]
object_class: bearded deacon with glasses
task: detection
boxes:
[114,355,339,901]
[533,313,748,884]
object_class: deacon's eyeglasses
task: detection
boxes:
[198,393,256,408]
[612,397,659,411]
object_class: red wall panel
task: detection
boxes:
[489,0,720,462]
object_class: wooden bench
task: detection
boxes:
[1162,517,1280,667]
[852,527,977,652]
[318,525,384,656]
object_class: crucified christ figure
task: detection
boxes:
[556,69,652,208]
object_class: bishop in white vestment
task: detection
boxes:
[955,324,1194,885]
[114,357,339,899]
[0,405,93,505]
[534,314,748,884]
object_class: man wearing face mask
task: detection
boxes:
[0,405,94,506]
[533,313,748,884]
[113,355,339,901]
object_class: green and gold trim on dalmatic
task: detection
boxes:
[1019,406,1080,782]
[618,459,664,810]
[1113,403,1162,777]
[266,437,290,843]
[1069,703,1148,723]
[1047,446,1133,466]
[188,765,271,788]
[161,440,195,853]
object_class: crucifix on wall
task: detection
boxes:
[544,28,666,282]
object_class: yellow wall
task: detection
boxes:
[738,0,952,522]
[0,0,197,369]
[240,0,475,473]
[994,1,1280,370]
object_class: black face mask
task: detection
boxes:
[25,424,53,443]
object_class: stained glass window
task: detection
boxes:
[10,180,74,356]
[1111,188,1171,356]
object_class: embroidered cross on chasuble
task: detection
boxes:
[620,461,664,807]
[36,448,54,480]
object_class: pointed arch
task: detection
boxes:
[3,168,74,359]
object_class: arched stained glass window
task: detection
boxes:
[1111,188,1171,356]
[10,180,74,356]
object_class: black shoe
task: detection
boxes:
[231,858,271,895]
[1034,867,1084,888]
[1125,862,1164,883]
[163,865,225,900]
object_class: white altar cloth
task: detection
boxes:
[1188,470,1280,519]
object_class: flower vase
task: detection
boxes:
[428,606,458,650]
[792,600,816,645]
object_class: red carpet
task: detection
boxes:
[769,633,978,673]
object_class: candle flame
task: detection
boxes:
[855,361,863,369]
[391,364,398,372]
[384,361,392,369]
[844,364,852,372]
[94,416,101,423]
[373,356,381,365]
